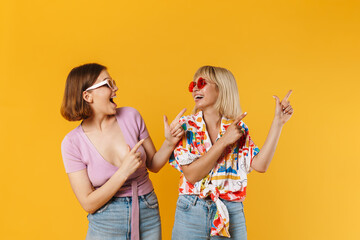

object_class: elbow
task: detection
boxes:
[187,179,197,185]
[181,167,200,185]
[147,164,161,173]
[255,166,269,173]
[86,209,96,214]
[83,206,94,214]
[149,168,160,173]
[82,203,97,214]
[183,175,198,185]
[250,164,268,173]
[83,206,95,214]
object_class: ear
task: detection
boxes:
[83,91,93,103]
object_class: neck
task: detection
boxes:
[202,107,222,129]
[82,113,115,132]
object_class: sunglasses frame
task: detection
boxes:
[189,77,207,92]
[85,79,116,91]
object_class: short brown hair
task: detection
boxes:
[61,63,107,121]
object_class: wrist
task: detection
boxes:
[216,137,228,149]
[272,116,284,128]
[115,167,130,180]
[164,138,176,148]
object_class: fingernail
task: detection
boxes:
[244,112,247,115]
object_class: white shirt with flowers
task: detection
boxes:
[169,111,260,237]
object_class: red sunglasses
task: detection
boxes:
[189,77,207,92]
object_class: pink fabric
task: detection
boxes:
[61,107,153,239]
[131,181,139,240]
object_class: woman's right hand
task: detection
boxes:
[164,108,187,146]
[118,139,145,178]
[220,112,248,146]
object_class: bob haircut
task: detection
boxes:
[61,63,107,121]
[193,65,242,119]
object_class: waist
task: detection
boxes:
[178,194,244,207]
[109,190,156,201]
[115,174,153,197]
[179,191,245,202]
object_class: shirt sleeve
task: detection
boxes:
[238,121,260,173]
[132,108,150,140]
[169,116,202,172]
[61,135,86,173]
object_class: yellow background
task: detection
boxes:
[1,0,359,239]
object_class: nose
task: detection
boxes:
[113,85,118,92]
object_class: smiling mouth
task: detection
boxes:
[194,95,204,100]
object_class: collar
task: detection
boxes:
[192,111,234,152]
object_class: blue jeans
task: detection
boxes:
[86,191,161,240]
[172,195,247,240]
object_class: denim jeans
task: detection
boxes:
[172,195,247,240]
[86,190,161,240]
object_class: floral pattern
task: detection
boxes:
[169,111,259,237]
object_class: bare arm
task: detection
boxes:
[251,90,294,173]
[145,109,186,173]
[181,112,248,184]
[181,138,228,184]
[143,137,177,173]
[67,140,144,214]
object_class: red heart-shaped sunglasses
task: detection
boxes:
[188,77,207,92]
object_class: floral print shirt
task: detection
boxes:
[169,111,260,237]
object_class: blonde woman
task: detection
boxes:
[169,66,293,239]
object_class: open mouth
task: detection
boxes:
[109,96,116,104]
[194,95,204,100]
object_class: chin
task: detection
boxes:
[195,102,207,109]
[107,108,117,116]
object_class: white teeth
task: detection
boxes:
[110,96,116,103]
[195,96,203,99]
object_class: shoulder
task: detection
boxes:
[116,107,142,119]
[61,126,82,151]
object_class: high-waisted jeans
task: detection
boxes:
[172,195,247,240]
[86,190,161,240]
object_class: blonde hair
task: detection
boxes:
[193,65,242,119]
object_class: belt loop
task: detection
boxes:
[192,195,198,206]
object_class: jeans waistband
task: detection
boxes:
[179,194,216,207]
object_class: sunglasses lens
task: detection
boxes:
[109,80,116,90]
[189,78,208,92]
[189,82,195,92]
[198,78,206,89]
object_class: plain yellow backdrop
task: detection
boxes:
[1,0,359,239]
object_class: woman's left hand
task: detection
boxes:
[164,108,187,146]
[273,90,294,125]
